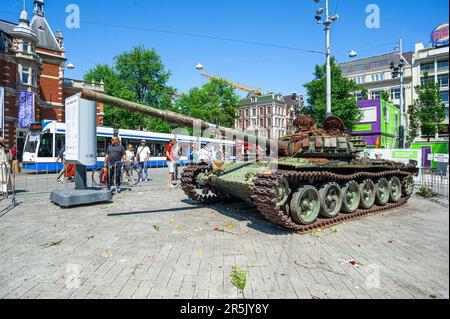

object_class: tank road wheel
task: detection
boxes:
[375,178,390,206]
[290,186,321,225]
[359,179,376,209]
[389,176,402,203]
[402,175,414,197]
[319,183,343,218]
[276,178,291,206]
[341,180,361,213]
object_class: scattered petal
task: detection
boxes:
[153,225,161,232]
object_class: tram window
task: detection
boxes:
[38,133,53,158]
[55,134,65,157]
[149,142,165,157]
[97,137,109,157]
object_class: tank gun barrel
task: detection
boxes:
[80,89,284,153]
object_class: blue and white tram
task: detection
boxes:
[22,121,236,172]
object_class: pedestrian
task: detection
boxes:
[104,137,127,192]
[188,144,195,164]
[197,145,211,164]
[136,140,151,182]
[125,144,136,172]
[165,139,177,188]
[0,138,12,197]
[56,145,66,183]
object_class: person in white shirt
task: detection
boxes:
[136,140,151,182]
[197,145,211,164]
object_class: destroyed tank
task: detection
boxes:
[180,116,418,233]
[80,90,418,233]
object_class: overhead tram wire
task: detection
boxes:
[0,9,323,55]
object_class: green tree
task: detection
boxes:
[409,77,446,142]
[175,79,240,128]
[381,90,391,102]
[361,87,369,100]
[84,45,174,132]
[304,58,362,129]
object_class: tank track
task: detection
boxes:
[252,170,413,234]
[181,164,223,205]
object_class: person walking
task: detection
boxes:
[104,137,127,192]
[0,138,12,197]
[136,140,151,182]
[165,139,177,189]
[56,145,67,183]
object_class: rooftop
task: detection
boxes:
[338,51,413,76]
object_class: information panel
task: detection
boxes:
[65,93,97,166]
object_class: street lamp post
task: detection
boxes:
[390,38,406,148]
[314,0,339,118]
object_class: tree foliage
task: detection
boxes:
[408,76,446,142]
[380,90,391,102]
[304,58,362,130]
[175,79,240,128]
[84,45,174,132]
[360,87,369,100]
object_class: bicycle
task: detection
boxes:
[92,162,141,187]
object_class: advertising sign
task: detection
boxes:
[431,23,449,47]
[365,149,423,167]
[65,93,97,166]
[18,90,34,129]
[434,154,449,163]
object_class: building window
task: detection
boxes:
[391,88,401,100]
[259,118,264,127]
[420,63,434,72]
[22,66,30,84]
[353,64,364,72]
[22,41,30,53]
[267,107,272,115]
[371,73,384,82]
[252,108,256,116]
[259,107,264,116]
[267,118,271,126]
[438,60,449,69]
[245,109,249,117]
[355,93,363,101]
[370,91,383,99]
[441,91,449,104]
[438,74,449,88]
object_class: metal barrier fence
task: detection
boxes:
[1,160,189,206]
[414,168,449,198]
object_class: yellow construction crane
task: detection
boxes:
[196,64,263,96]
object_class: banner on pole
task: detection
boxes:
[18,90,34,129]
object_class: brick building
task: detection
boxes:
[235,93,304,139]
[0,0,104,159]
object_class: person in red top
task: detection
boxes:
[165,139,177,188]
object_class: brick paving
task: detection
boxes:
[0,173,448,299]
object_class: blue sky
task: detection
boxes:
[1,0,449,98]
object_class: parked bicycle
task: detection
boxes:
[92,162,140,187]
